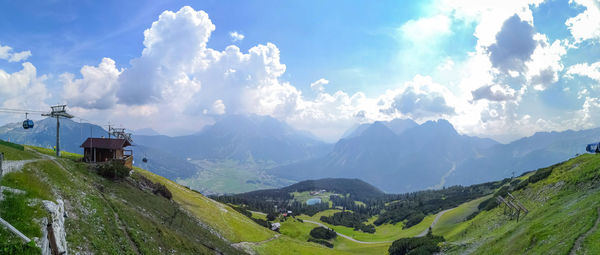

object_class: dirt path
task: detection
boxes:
[303,220,393,244]
[416,208,453,237]
[569,207,600,255]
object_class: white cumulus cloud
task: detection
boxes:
[565,61,600,82]
[310,78,329,92]
[566,0,600,43]
[229,31,245,42]
[62,58,122,109]
[0,63,49,118]
[0,43,31,62]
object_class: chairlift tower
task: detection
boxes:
[42,105,73,157]
[110,127,133,143]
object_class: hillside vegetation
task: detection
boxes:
[440,154,600,254]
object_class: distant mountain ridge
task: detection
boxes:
[134,114,332,164]
[269,119,498,193]
[239,178,385,202]
[446,127,600,186]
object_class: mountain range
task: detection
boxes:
[268,119,498,192]
[269,119,599,193]
[0,115,598,194]
[134,114,331,164]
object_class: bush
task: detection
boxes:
[528,166,554,184]
[320,211,375,233]
[96,161,130,179]
[0,241,40,255]
[309,226,337,240]
[231,206,252,218]
[307,238,333,248]
[494,186,509,197]
[267,212,278,221]
[359,224,376,233]
[478,197,498,211]
[404,212,426,229]
[153,183,172,200]
[388,233,445,255]
[513,180,529,191]
[252,218,271,229]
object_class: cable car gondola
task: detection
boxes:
[22,113,34,129]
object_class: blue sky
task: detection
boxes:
[0,0,599,143]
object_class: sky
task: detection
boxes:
[0,0,600,143]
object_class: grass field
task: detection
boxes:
[296,209,436,242]
[257,217,390,254]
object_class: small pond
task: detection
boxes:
[306,197,322,205]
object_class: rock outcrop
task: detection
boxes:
[41,199,67,255]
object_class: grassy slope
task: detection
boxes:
[1,148,241,254]
[433,195,491,239]
[445,154,600,254]
[0,143,37,160]
[137,168,355,254]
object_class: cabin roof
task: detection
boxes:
[80,138,131,149]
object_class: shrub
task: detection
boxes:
[231,206,252,218]
[359,224,376,233]
[252,218,271,229]
[309,226,337,240]
[528,165,554,184]
[267,212,278,221]
[513,179,529,191]
[404,212,426,229]
[478,197,498,211]
[0,241,40,255]
[96,161,130,179]
[153,183,172,200]
[388,233,445,255]
[307,238,333,248]
[320,211,375,233]
[494,186,509,198]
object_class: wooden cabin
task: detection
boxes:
[80,138,133,168]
